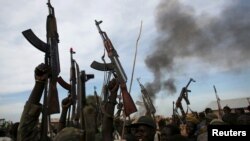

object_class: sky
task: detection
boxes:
[0,0,250,122]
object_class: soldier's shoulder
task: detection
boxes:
[54,127,83,141]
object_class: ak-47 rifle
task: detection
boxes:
[172,101,177,124]
[91,20,137,117]
[137,78,156,119]
[80,71,94,140]
[69,48,77,125]
[213,85,223,119]
[175,78,195,122]
[74,62,81,127]
[22,0,60,114]
[22,0,60,139]
[114,95,123,119]
[57,75,72,127]
[79,71,94,130]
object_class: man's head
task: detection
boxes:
[237,115,250,125]
[158,118,167,131]
[235,108,245,115]
[205,113,218,124]
[131,116,156,141]
[160,124,180,141]
[204,108,212,115]
[198,112,205,121]
[223,106,231,114]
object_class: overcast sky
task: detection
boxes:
[0,0,250,122]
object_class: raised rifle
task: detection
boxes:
[213,85,223,119]
[74,61,81,127]
[22,0,60,114]
[69,48,77,126]
[91,20,137,116]
[137,78,156,119]
[57,76,72,127]
[175,78,195,122]
[79,71,94,131]
[143,94,152,117]
[114,94,123,119]
[22,0,60,139]
[172,101,177,124]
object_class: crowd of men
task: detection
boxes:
[0,63,250,141]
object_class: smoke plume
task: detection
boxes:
[145,0,250,98]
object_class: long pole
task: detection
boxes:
[129,21,143,93]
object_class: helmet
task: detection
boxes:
[131,116,156,129]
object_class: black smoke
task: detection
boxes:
[145,0,250,98]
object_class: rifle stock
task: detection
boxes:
[48,81,60,114]
[120,83,137,116]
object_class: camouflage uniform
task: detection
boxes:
[101,79,119,141]
[17,64,50,141]
[53,127,83,141]
[17,101,42,141]
[83,104,97,141]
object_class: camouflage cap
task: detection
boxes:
[186,113,199,124]
[205,113,218,120]
[54,127,83,141]
[210,119,227,125]
[131,116,156,129]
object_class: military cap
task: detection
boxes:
[186,113,199,124]
[210,119,227,125]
